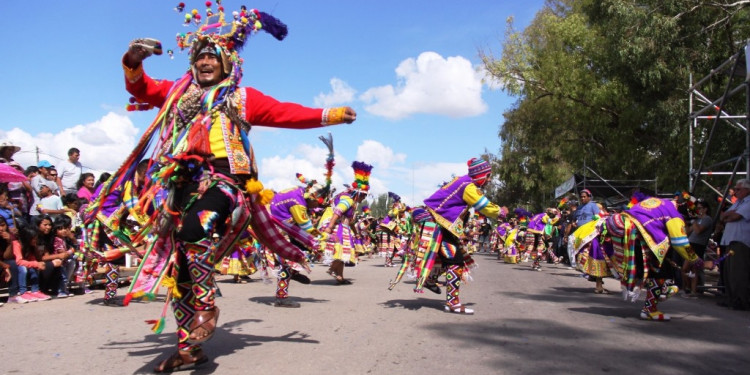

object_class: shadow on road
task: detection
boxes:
[103,319,320,374]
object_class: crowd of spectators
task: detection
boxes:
[0,142,97,306]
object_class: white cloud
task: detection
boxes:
[259,143,351,193]
[355,140,407,171]
[314,78,357,107]
[0,112,139,176]
[360,51,488,120]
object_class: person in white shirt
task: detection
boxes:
[58,148,82,195]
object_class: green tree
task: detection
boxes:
[483,0,750,206]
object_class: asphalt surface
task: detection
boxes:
[1,253,748,374]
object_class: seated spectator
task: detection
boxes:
[1,220,21,302]
[35,215,66,298]
[62,193,83,229]
[76,172,96,202]
[13,225,50,302]
[52,215,77,297]
[37,180,70,219]
[94,172,111,191]
[0,184,22,233]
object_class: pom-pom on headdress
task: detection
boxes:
[174,2,288,72]
[388,192,401,203]
[627,191,649,209]
[350,161,373,194]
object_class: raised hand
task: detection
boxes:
[124,38,163,67]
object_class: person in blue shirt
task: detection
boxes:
[573,189,599,227]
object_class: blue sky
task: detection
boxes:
[0,0,545,206]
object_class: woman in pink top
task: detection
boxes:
[12,225,51,302]
[76,173,96,202]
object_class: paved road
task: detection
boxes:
[2,253,748,374]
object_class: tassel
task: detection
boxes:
[148,317,166,334]
[123,293,133,306]
[161,276,182,299]
[245,179,263,194]
[259,189,275,205]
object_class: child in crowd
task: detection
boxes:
[52,216,78,297]
[37,181,69,219]
[35,215,68,297]
[12,225,50,302]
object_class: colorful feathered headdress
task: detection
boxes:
[175,2,287,56]
[350,161,373,194]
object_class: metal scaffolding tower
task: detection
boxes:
[688,41,750,205]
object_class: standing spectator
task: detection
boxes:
[682,199,713,298]
[479,219,492,253]
[30,160,54,217]
[718,179,750,310]
[0,141,29,217]
[564,200,579,268]
[76,172,96,202]
[59,147,82,195]
[0,141,21,165]
[573,189,598,227]
[46,167,63,196]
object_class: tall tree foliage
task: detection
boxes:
[483,0,750,208]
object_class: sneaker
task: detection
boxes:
[274,298,301,308]
[84,288,93,294]
[22,292,40,302]
[8,295,29,304]
[30,291,51,301]
[57,292,69,299]
[444,304,474,315]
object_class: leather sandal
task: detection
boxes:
[335,276,352,285]
[187,307,220,345]
[154,348,208,373]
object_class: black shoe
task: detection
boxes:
[290,271,311,285]
[717,301,730,308]
[103,298,123,307]
[424,283,441,294]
